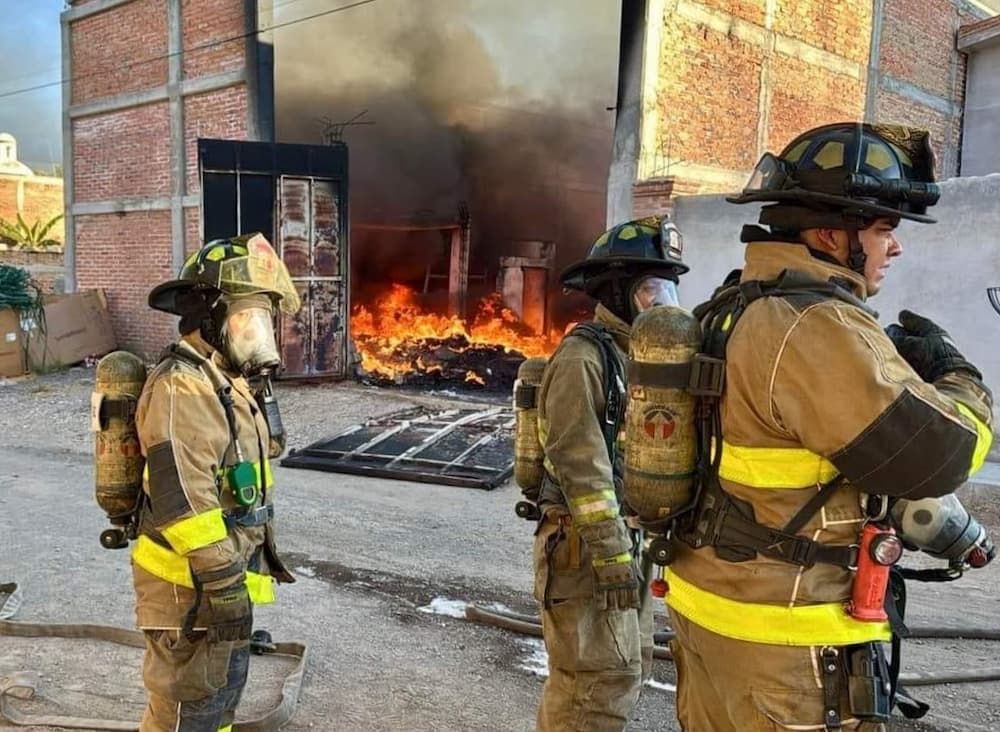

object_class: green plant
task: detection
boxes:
[0,212,63,249]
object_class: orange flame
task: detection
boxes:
[351,283,560,381]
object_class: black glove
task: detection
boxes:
[205,583,253,643]
[592,554,642,611]
[884,310,981,383]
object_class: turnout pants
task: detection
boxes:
[140,629,250,732]
[533,513,652,732]
[669,610,887,732]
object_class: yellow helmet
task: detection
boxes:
[149,233,301,315]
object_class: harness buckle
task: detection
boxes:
[688,354,725,397]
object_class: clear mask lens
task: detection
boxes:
[222,307,280,375]
[633,277,680,313]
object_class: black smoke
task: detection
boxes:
[274,0,621,323]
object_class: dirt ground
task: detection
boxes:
[1,367,999,731]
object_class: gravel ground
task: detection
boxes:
[1,366,999,731]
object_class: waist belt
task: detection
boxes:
[224,504,274,529]
[688,478,858,569]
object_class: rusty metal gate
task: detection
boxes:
[198,139,350,378]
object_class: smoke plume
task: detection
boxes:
[274,0,621,321]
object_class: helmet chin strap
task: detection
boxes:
[844,218,867,277]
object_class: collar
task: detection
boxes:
[594,303,631,351]
[180,332,241,378]
[741,241,869,301]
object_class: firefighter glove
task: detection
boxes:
[592,553,641,611]
[885,310,981,383]
[205,583,253,643]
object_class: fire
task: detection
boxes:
[351,283,561,385]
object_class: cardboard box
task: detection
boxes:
[21,289,118,370]
[0,308,26,378]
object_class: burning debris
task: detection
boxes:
[351,283,559,390]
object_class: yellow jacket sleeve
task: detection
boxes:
[770,302,993,499]
[137,363,243,590]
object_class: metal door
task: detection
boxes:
[276,176,348,377]
[198,139,350,379]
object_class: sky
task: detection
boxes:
[0,0,65,173]
[0,0,622,177]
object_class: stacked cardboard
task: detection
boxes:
[0,290,118,377]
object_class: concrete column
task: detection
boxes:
[168,0,186,269]
[607,0,646,227]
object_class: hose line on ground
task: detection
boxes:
[464,604,1000,685]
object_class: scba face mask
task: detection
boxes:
[631,276,680,314]
[220,297,281,376]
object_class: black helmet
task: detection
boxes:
[560,215,689,295]
[728,122,940,227]
[149,233,301,315]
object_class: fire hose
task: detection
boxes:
[462,604,1000,687]
[0,585,307,732]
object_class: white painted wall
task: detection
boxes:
[672,174,1000,396]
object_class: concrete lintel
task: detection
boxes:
[773,35,863,79]
[958,18,1000,51]
[675,0,862,79]
[69,87,169,119]
[61,9,76,293]
[182,194,199,208]
[637,161,748,192]
[68,71,246,120]
[72,198,174,215]
[61,0,136,24]
[880,76,961,116]
[180,70,246,98]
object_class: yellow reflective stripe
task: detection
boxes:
[132,534,194,588]
[569,489,619,524]
[261,458,273,489]
[246,570,276,605]
[161,508,228,555]
[665,569,890,646]
[956,403,993,477]
[719,441,838,489]
[218,725,232,732]
[593,551,632,568]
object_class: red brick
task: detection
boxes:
[182,0,246,79]
[70,0,168,105]
[654,14,764,173]
[773,0,872,64]
[766,54,867,153]
[74,210,177,356]
[184,86,249,194]
[73,103,172,202]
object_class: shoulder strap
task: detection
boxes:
[567,322,625,464]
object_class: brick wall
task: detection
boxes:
[66,0,257,358]
[873,0,984,177]
[640,0,872,208]
[75,211,176,347]
[70,0,169,105]
[0,174,65,242]
[72,104,172,201]
[636,0,988,217]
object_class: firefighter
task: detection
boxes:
[665,123,993,731]
[133,233,300,732]
[533,216,688,732]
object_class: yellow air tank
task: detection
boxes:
[92,350,147,548]
[512,357,548,497]
[624,305,701,524]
